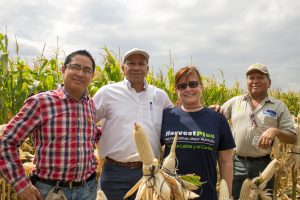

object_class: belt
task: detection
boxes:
[105,157,143,169]
[236,154,270,161]
[32,172,96,188]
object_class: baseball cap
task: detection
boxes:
[246,63,269,75]
[123,48,149,63]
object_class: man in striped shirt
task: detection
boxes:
[0,50,101,200]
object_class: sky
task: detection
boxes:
[1,0,299,91]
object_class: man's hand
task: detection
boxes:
[258,128,278,149]
[208,104,223,113]
[18,184,44,200]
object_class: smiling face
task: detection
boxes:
[62,54,94,100]
[122,54,148,91]
[247,70,271,100]
[175,67,203,108]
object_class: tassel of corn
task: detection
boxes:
[218,179,230,200]
[261,158,281,184]
[133,123,154,165]
[162,133,178,173]
[239,179,253,200]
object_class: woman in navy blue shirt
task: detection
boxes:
[161,66,235,200]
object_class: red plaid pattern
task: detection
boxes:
[0,86,101,193]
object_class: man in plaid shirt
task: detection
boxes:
[0,50,101,200]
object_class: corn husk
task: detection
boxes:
[124,123,200,200]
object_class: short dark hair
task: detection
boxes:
[64,50,96,72]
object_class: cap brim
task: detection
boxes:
[123,49,149,63]
[246,69,268,75]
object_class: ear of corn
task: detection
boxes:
[162,133,178,173]
[125,123,200,200]
[133,123,154,165]
[218,179,230,200]
[261,158,281,184]
[239,179,253,200]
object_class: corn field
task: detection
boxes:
[1,31,300,199]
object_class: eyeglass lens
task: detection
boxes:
[176,81,199,90]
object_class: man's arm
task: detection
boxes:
[258,128,296,149]
[259,104,297,148]
[93,87,107,122]
[217,149,234,195]
[0,97,41,194]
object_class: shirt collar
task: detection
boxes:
[123,78,149,90]
[243,93,275,103]
[57,84,89,100]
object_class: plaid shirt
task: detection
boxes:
[0,85,101,193]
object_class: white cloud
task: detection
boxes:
[0,0,299,91]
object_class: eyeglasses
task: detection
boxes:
[176,81,199,90]
[250,113,258,127]
[66,64,93,75]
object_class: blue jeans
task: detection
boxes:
[99,162,143,200]
[232,155,274,200]
[34,177,97,200]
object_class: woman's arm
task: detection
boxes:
[217,149,234,195]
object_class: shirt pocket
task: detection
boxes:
[263,116,277,127]
[151,105,163,127]
[140,103,163,127]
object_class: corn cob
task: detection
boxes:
[218,179,230,200]
[261,158,281,184]
[133,123,154,165]
[239,179,253,200]
[162,133,178,173]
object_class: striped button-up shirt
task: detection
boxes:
[0,85,101,193]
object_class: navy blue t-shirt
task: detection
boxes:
[161,107,235,200]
